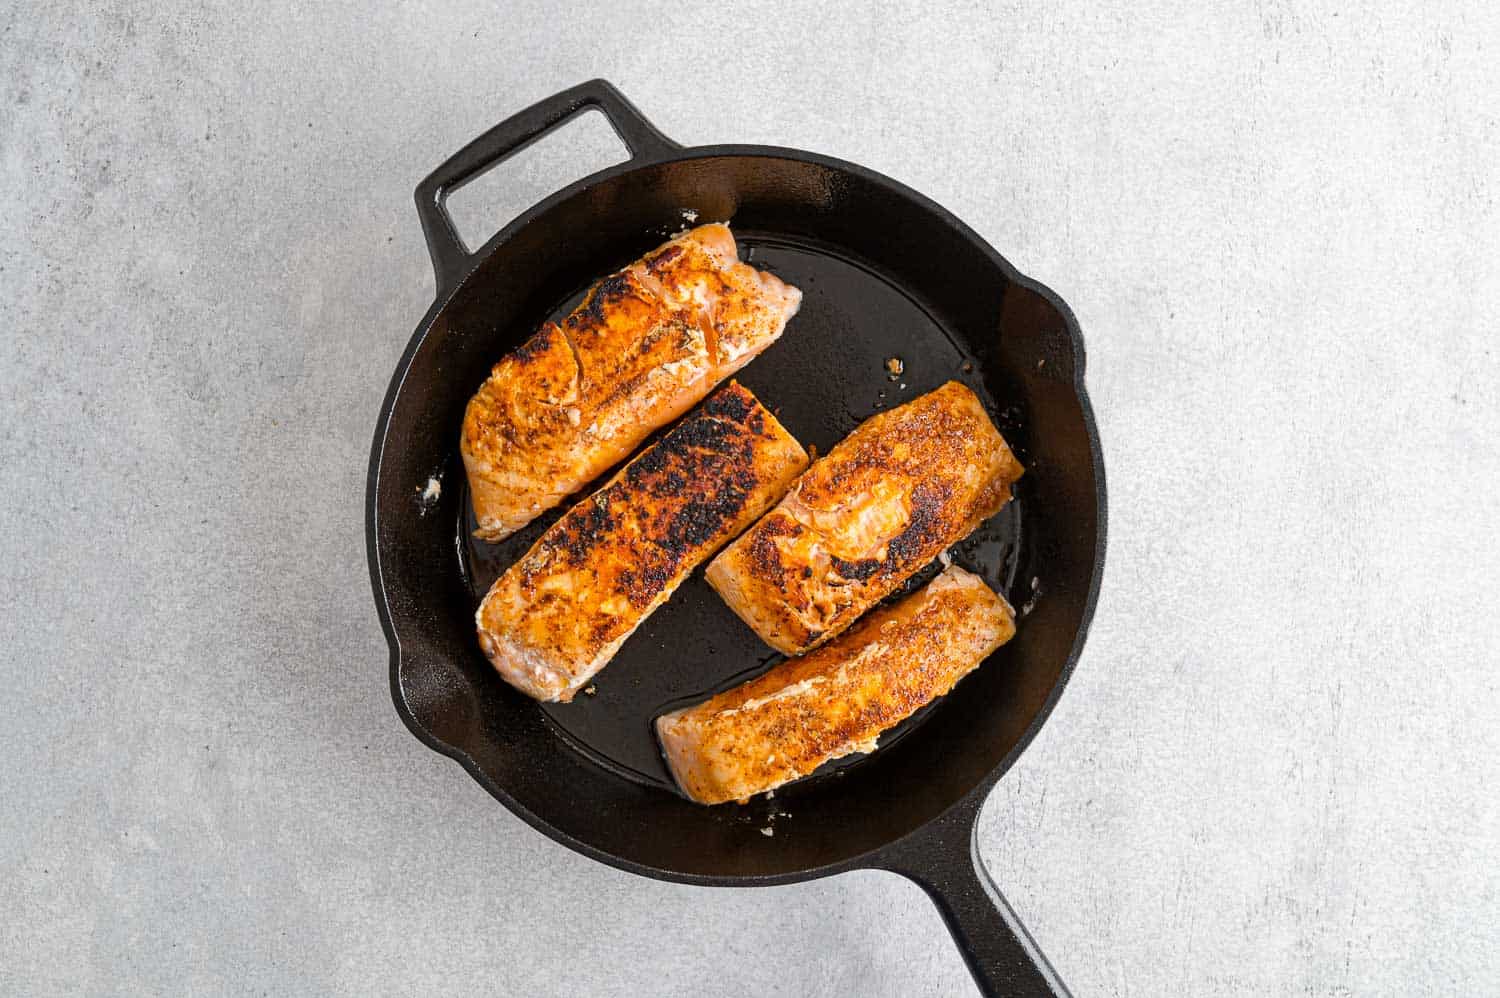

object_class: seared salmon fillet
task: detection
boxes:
[657,565,1015,804]
[704,381,1022,655]
[476,383,808,702]
[462,223,802,541]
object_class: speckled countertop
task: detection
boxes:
[3,3,1497,995]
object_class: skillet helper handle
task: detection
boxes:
[881,799,1071,997]
[414,78,679,291]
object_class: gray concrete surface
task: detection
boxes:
[3,2,1497,995]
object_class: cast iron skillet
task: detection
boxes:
[368,80,1105,997]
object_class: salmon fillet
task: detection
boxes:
[476,383,809,702]
[462,223,802,541]
[704,381,1023,655]
[657,564,1015,804]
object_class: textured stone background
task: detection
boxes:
[3,2,1497,995]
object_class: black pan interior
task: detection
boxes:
[373,152,1101,882]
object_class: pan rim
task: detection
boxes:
[366,143,1108,886]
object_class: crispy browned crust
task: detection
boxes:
[657,564,1015,805]
[461,224,801,541]
[704,381,1023,655]
[476,383,809,702]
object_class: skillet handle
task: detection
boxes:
[880,796,1071,997]
[413,78,680,290]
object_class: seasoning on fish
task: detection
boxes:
[657,565,1015,805]
[705,381,1022,655]
[476,382,808,702]
[462,223,802,541]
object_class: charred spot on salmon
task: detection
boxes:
[645,243,685,274]
[581,272,638,323]
[658,483,752,557]
[512,326,560,364]
[619,560,674,607]
[669,415,751,456]
[700,385,756,425]
[829,556,882,581]
[747,519,797,577]
[628,416,755,488]
[553,499,619,561]
[886,483,949,563]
